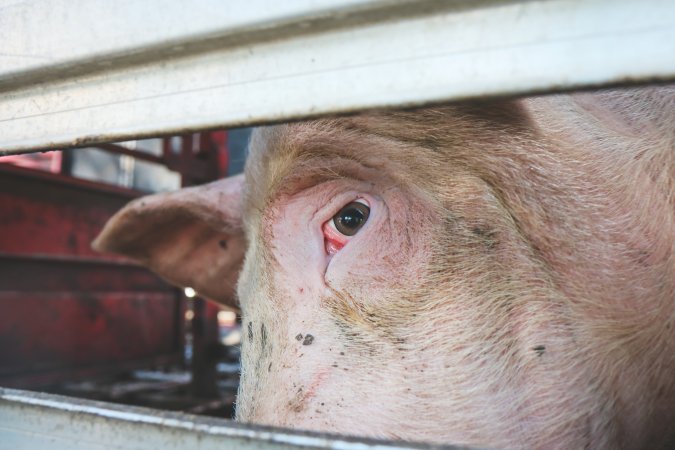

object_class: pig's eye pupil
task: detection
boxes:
[333,202,370,236]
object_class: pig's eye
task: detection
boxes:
[332,200,370,236]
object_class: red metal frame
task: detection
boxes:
[0,132,229,389]
[0,164,182,388]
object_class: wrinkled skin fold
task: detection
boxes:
[94,86,675,449]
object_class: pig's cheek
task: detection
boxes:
[260,202,349,421]
[268,200,329,296]
[256,274,346,427]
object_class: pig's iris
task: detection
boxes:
[332,200,370,236]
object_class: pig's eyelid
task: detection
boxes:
[309,204,324,223]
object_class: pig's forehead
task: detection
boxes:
[245,109,457,173]
[242,117,377,219]
[242,112,436,195]
[246,101,533,166]
[241,104,534,219]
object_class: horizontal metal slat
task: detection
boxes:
[1,0,674,153]
[0,388,474,450]
[0,253,172,291]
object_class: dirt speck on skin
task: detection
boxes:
[288,386,307,413]
[261,323,268,348]
[295,333,303,341]
[533,345,546,356]
[303,334,314,346]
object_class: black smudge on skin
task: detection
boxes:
[303,334,314,346]
[261,323,268,349]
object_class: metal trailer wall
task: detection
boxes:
[0,388,475,450]
[0,164,184,388]
[2,0,675,449]
[0,131,237,399]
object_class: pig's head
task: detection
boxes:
[93,89,675,449]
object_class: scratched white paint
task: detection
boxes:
[0,388,470,450]
[0,0,380,76]
[0,0,674,153]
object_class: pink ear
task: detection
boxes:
[92,174,245,310]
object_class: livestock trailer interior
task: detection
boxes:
[0,133,246,416]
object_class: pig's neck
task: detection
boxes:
[496,94,675,448]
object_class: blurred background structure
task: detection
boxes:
[0,128,251,418]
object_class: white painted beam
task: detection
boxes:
[1,0,674,153]
[0,388,470,450]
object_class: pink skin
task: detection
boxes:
[93,87,675,449]
[237,102,675,446]
[247,178,433,434]
[273,181,383,285]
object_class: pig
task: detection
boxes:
[93,85,674,449]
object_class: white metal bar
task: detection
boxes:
[1,0,675,153]
[0,0,383,79]
[0,388,473,450]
